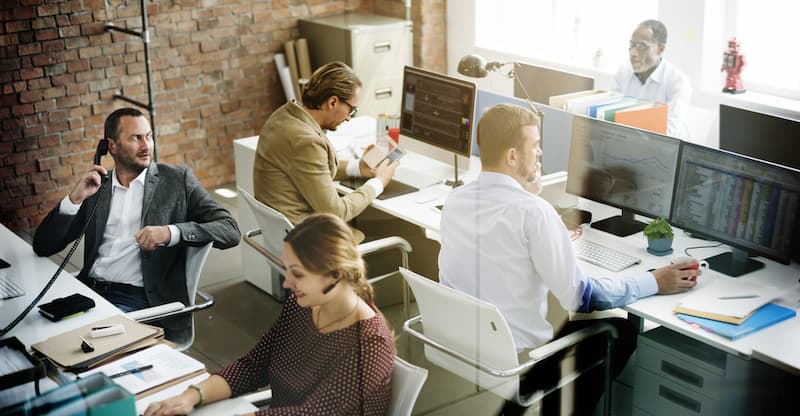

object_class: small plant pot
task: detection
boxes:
[647,236,674,256]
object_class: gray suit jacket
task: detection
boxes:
[33,163,241,339]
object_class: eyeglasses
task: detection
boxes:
[340,100,358,118]
[629,41,656,51]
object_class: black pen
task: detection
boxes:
[109,364,153,379]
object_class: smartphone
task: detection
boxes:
[361,146,405,169]
[382,147,405,164]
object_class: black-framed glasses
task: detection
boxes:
[629,41,656,51]
[340,100,358,118]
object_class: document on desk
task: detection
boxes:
[674,279,781,324]
[79,344,205,397]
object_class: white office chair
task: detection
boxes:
[238,187,413,317]
[239,356,428,415]
[399,267,618,415]
[126,242,215,351]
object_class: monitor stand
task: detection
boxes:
[444,153,464,188]
[590,210,646,237]
[705,247,765,277]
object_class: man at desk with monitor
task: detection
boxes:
[253,61,397,241]
[438,103,699,415]
[611,19,692,139]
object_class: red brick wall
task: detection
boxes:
[0,0,446,232]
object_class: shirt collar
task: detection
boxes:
[478,171,526,190]
[112,168,148,190]
[640,58,666,86]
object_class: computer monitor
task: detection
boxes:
[513,62,595,105]
[399,66,477,186]
[566,115,681,237]
[671,143,800,277]
[719,104,800,170]
[472,89,575,175]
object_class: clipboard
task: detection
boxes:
[31,315,162,371]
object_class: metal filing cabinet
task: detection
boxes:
[299,13,412,116]
[632,326,792,415]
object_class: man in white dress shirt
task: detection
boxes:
[438,103,699,415]
[611,19,692,139]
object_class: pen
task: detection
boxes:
[109,364,154,379]
[718,295,759,300]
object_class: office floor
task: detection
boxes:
[26,185,569,416]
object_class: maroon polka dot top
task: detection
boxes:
[216,295,394,415]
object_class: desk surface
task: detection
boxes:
[0,225,119,348]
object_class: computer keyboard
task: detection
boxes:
[573,239,642,272]
[0,271,25,300]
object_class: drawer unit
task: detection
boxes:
[299,13,412,116]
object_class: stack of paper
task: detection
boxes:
[674,279,796,340]
[79,344,206,399]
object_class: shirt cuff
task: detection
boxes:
[364,178,384,196]
[638,272,660,297]
[58,195,82,215]
[346,159,361,177]
[167,225,181,247]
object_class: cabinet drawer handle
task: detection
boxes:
[375,88,392,100]
[373,41,391,53]
[661,361,703,388]
[658,385,701,413]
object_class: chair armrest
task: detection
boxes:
[126,291,215,324]
[240,389,273,407]
[403,316,618,378]
[357,236,412,256]
[243,229,285,271]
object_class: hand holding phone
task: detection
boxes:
[361,146,405,169]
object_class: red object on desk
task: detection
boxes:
[388,127,399,144]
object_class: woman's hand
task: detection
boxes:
[143,389,198,416]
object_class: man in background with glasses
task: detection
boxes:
[253,61,397,241]
[611,19,692,139]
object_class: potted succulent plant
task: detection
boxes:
[644,217,674,256]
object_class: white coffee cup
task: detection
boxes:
[670,256,708,281]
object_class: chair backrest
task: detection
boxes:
[176,242,213,351]
[239,187,293,271]
[388,356,428,416]
[399,268,520,401]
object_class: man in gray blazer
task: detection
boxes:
[33,108,241,341]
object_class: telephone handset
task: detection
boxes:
[94,139,109,182]
[0,140,111,336]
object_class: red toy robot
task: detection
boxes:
[721,37,746,94]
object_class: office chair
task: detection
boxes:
[399,267,619,415]
[238,187,413,317]
[239,356,428,415]
[126,242,215,351]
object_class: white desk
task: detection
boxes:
[0,225,119,348]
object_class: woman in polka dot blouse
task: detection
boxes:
[145,214,394,415]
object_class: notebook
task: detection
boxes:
[677,303,796,340]
[674,278,781,324]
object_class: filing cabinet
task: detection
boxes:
[298,13,412,116]
[632,326,793,415]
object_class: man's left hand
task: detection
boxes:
[136,226,171,251]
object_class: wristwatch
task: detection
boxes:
[187,384,205,407]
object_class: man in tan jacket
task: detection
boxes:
[254,61,397,241]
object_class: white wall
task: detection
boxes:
[446,0,800,147]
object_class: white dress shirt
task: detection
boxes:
[611,58,692,139]
[58,169,179,286]
[438,172,657,350]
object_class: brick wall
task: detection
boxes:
[0,0,446,232]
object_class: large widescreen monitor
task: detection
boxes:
[719,104,800,170]
[514,62,595,105]
[566,115,681,237]
[671,143,800,277]
[399,66,476,185]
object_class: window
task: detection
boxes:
[731,0,800,97]
[476,0,658,71]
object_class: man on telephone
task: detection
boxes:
[33,108,241,341]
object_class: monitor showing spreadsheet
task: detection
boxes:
[671,143,800,276]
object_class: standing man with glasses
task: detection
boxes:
[611,19,692,139]
[254,61,398,241]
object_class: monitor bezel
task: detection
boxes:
[565,115,682,222]
[399,65,477,159]
[670,142,800,265]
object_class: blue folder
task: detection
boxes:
[676,303,796,340]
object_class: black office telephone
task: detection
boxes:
[94,139,109,182]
